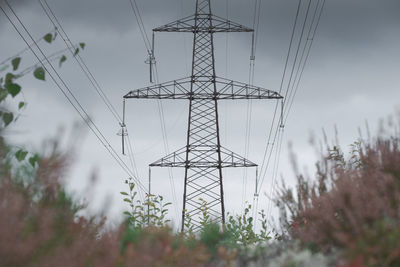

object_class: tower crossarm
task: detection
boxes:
[149,146,257,168]
[153,14,253,33]
[215,77,283,100]
[124,77,282,100]
[124,77,283,100]
[124,77,191,99]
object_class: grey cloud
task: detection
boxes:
[3,0,400,51]
[1,0,399,223]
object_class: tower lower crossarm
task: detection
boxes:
[149,146,257,168]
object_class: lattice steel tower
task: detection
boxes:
[124,0,282,231]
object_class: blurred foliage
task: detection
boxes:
[275,125,400,266]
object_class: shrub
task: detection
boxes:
[276,125,400,266]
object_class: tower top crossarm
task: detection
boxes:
[153,0,253,33]
[154,14,253,33]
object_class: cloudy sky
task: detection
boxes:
[1,0,399,228]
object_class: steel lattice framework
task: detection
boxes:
[124,0,282,231]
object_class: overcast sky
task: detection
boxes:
[1,0,399,228]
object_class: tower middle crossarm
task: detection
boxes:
[124,77,282,100]
[123,0,282,231]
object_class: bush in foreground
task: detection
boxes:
[276,125,400,266]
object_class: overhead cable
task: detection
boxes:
[0,1,148,196]
[257,0,325,223]
[38,0,144,200]
[126,0,179,220]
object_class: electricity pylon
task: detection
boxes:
[124,0,282,231]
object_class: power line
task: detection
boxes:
[40,0,183,208]
[128,0,151,53]
[0,28,56,66]
[256,0,304,218]
[223,0,229,145]
[0,0,148,196]
[263,1,314,218]
[126,0,179,221]
[255,0,312,219]
[38,0,142,183]
[177,0,189,75]
[258,0,302,188]
[252,0,262,56]
[282,0,312,102]
[243,0,262,210]
[125,128,140,178]
[284,0,326,123]
[259,0,312,193]
[38,0,144,200]
[150,34,180,227]
[39,0,122,124]
[256,0,326,223]
[265,126,284,223]
[16,46,70,77]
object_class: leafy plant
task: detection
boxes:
[121,177,171,228]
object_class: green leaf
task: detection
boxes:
[11,57,21,71]
[123,211,131,216]
[2,112,14,126]
[74,48,79,56]
[123,198,132,203]
[18,102,25,110]
[5,73,14,86]
[15,149,28,162]
[59,55,67,67]
[79,42,85,49]
[120,192,129,196]
[33,67,45,81]
[28,154,39,167]
[44,33,53,43]
[6,83,21,97]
